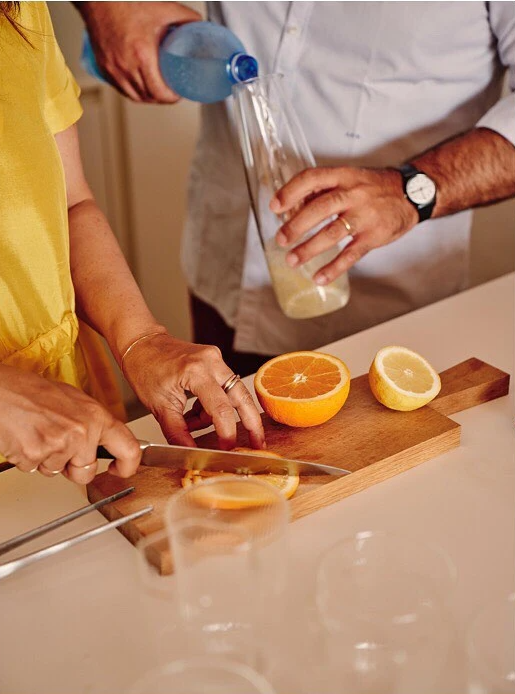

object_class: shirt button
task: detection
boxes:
[286,25,299,35]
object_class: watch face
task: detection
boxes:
[406,173,436,205]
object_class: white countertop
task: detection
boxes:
[0,273,513,694]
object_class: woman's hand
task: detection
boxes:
[270,166,418,286]
[0,365,141,484]
[121,334,266,451]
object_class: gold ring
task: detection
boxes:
[65,462,94,471]
[222,373,241,394]
[339,215,353,236]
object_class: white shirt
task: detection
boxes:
[182,1,515,354]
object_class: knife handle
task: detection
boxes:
[96,445,113,459]
[1,445,137,474]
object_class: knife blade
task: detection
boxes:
[97,440,350,477]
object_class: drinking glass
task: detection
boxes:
[165,477,289,669]
[135,529,182,663]
[467,592,515,694]
[232,73,351,320]
[315,530,457,694]
[127,656,277,694]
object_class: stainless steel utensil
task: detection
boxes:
[0,487,135,556]
[96,440,351,477]
[0,506,152,581]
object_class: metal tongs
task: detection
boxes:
[0,487,152,580]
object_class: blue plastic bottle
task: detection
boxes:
[81,21,258,104]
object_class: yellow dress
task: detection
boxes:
[0,3,126,426]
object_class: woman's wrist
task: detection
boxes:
[119,328,168,376]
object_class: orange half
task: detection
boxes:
[254,351,351,427]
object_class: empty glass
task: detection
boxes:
[315,531,457,694]
[232,73,351,320]
[135,529,181,663]
[127,656,277,694]
[467,592,515,694]
[165,477,289,670]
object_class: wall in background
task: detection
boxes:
[50,3,514,409]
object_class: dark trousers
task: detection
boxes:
[189,293,274,377]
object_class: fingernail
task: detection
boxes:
[270,198,281,213]
[276,231,288,246]
[315,273,329,286]
[286,252,299,268]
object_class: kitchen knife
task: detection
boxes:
[97,440,351,477]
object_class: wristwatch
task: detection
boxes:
[397,164,437,223]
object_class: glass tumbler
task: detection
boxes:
[467,592,515,694]
[135,529,181,663]
[315,530,457,694]
[232,73,351,320]
[165,477,289,670]
[127,656,277,694]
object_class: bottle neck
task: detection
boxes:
[228,52,259,84]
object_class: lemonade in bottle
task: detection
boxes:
[264,239,350,319]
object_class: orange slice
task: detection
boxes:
[181,448,299,508]
[254,351,350,427]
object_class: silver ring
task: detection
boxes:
[222,373,241,394]
[50,470,62,475]
[339,215,354,236]
[28,466,38,474]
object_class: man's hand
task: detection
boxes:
[270,167,418,286]
[120,333,266,451]
[0,365,141,484]
[76,1,201,103]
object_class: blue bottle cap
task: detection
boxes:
[229,53,259,83]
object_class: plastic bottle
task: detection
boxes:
[81,21,258,104]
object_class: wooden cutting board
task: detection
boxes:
[87,357,509,574]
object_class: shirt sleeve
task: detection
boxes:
[41,4,83,134]
[476,1,515,146]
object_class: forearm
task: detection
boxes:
[411,127,515,218]
[68,199,165,362]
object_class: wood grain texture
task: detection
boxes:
[427,357,510,416]
[87,358,510,573]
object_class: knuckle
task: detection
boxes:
[203,344,223,362]
[18,444,40,465]
[330,188,347,208]
[83,399,108,426]
[67,421,89,445]
[239,390,256,407]
[324,222,344,241]
[215,403,236,421]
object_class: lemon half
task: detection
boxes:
[369,346,441,411]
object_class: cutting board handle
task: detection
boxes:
[429,357,510,416]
